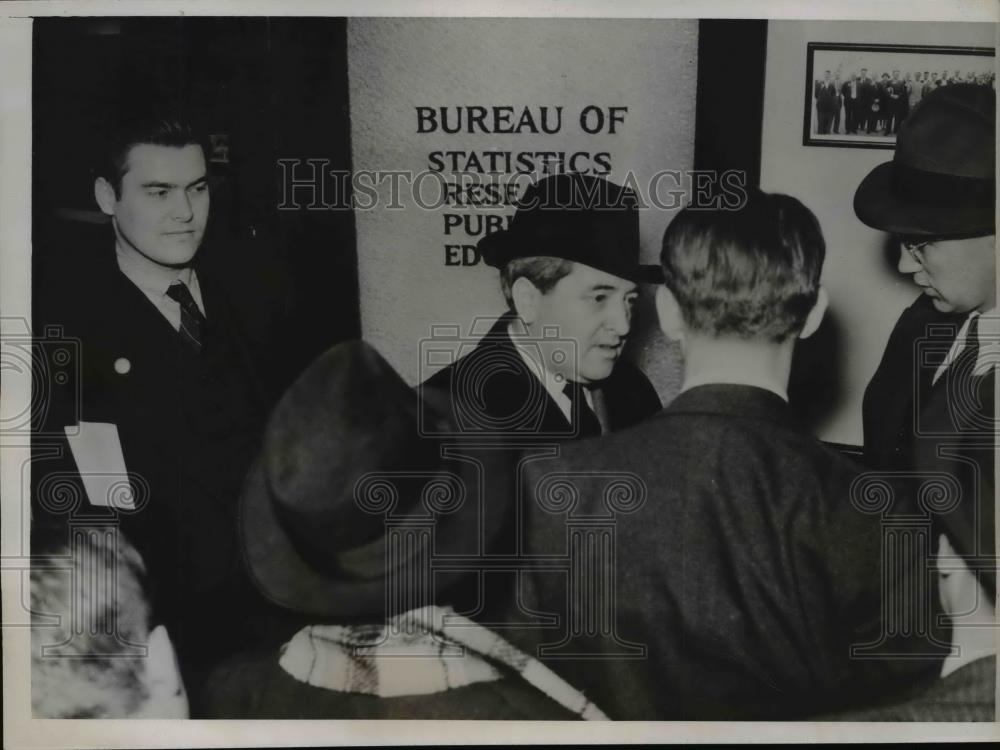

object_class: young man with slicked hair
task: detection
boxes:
[32,105,293,708]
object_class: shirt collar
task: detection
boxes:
[681,372,788,403]
[507,321,570,404]
[932,307,998,385]
[974,306,998,328]
[115,244,194,299]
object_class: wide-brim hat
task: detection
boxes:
[854,84,995,237]
[478,173,663,284]
[240,341,510,619]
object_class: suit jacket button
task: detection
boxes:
[114,358,131,375]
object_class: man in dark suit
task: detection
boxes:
[875,72,892,133]
[422,173,661,442]
[832,74,843,133]
[32,111,290,704]
[841,73,861,134]
[858,67,876,133]
[421,174,661,624]
[886,70,908,134]
[814,70,838,134]
[505,189,947,720]
[855,84,995,607]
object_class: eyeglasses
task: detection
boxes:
[900,239,931,264]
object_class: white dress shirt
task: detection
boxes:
[116,247,206,331]
[508,322,595,426]
[932,308,998,385]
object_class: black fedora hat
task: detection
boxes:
[478,173,663,284]
[854,84,995,237]
[240,341,509,619]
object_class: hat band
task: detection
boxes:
[892,162,995,207]
[335,532,390,580]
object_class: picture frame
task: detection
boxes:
[803,42,994,149]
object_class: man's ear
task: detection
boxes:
[511,276,541,325]
[655,286,686,342]
[94,177,117,217]
[798,286,829,340]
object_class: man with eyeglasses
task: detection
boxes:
[853,84,996,702]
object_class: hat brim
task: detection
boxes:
[240,460,384,618]
[240,432,513,619]
[479,229,664,284]
[854,161,996,237]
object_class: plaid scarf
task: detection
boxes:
[278,605,607,720]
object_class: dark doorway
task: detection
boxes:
[33,17,360,375]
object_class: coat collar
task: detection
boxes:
[481,312,573,434]
[663,383,800,432]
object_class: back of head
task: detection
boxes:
[660,189,826,342]
[31,528,185,718]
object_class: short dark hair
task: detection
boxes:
[31,529,153,718]
[499,256,575,310]
[660,189,825,342]
[96,110,203,197]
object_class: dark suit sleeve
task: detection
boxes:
[862,296,963,470]
[790,466,947,703]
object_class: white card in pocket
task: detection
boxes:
[64,422,136,510]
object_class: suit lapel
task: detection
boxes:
[195,257,269,411]
[479,315,573,437]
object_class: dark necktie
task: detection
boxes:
[562,381,602,438]
[942,314,982,382]
[944,314,983,431]
[166,281,205,352]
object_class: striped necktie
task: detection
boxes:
[166,281,205,352]
[562,381,602,438]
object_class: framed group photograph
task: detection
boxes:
[803,42,995,148]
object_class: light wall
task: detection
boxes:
[761,20,995,444]
[348,18,698,396]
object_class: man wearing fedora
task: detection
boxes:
[504,189,947,719]
[203,341,607,719]
[422,173,661,442]
[420,174,661,624]
[855,83,996,607]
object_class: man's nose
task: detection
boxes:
[606,299,632,337]
[897,247,922,274]
[172,192,194,222]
